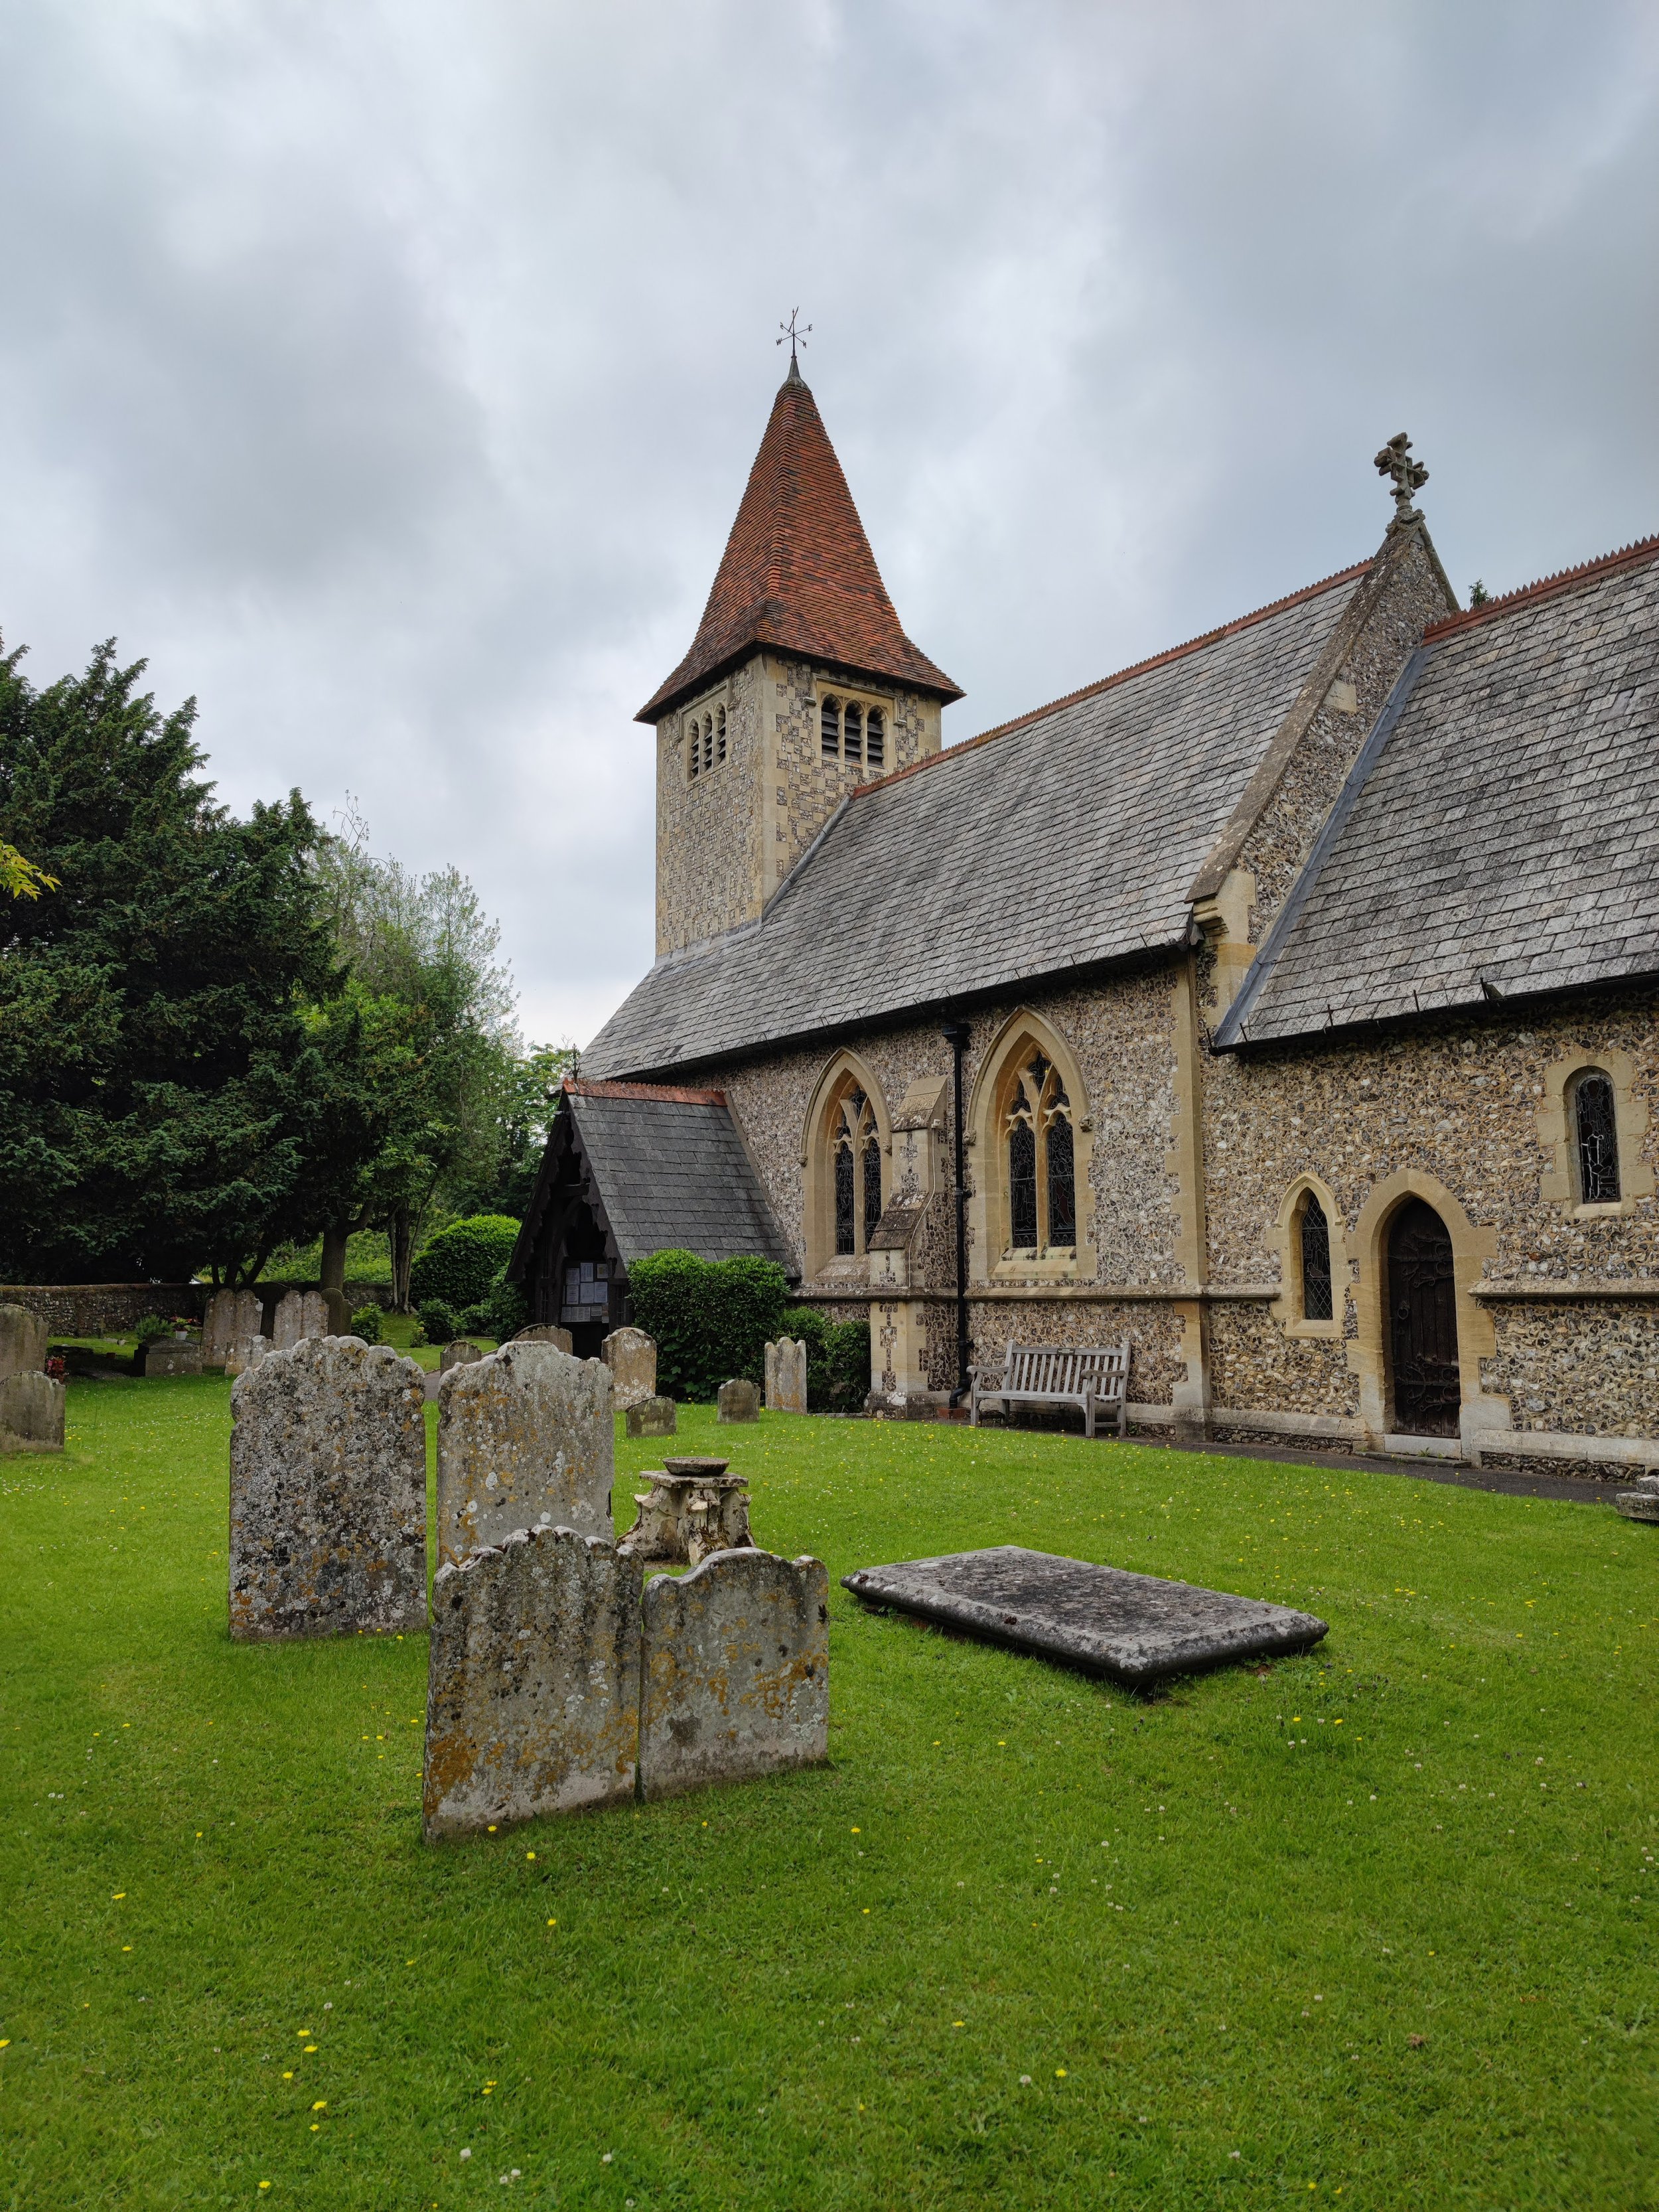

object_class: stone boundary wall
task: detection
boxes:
[3,1284,206,1336]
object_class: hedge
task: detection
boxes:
[409,1216,521,1314]
[780,1305,872,1414]
[626,1251,791,1402]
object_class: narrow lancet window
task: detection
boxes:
[1008,1120,1038,1250]
[1046,1105,1076,1249]
[821,697,841,758]
[863,1132,883,1245]
[1300,1192,1333,1320]
[833,1139,855,1255]
[1001,1047,1080,1259]
[866,707,885,768]
[1574,1071,1621,1203]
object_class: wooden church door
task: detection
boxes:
[1387,1199,1460,1436]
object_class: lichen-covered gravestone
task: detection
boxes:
[601,1327,657,1411]
[764,1338,807,1414]
[439,1339,484,1374]
[271,1290,328,1353]
[0,1370,65,1453]
[510,1324,574,1353]
[0,1304,48,1381]
[626,1396,676,1439]
[435,1341,613,1568]
[225,1334,270,1378]
[228,1336,426,1641]
[203,1289,262,1368]
[423,1526,642,1838]
[717,1377,760,1424]
[638,1549,829,1800]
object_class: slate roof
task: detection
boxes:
[561,1081,792,1272]
[636,365,961,722]
[590,562,1370,1078]
[1216,535,1659,1047]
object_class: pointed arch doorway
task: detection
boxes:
[1386,1199,1460,1436]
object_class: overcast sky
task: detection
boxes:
[3,2,1656,1048]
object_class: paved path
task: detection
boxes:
[1116,1430,1630,1506]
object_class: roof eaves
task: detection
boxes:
[1423,530,1659,642]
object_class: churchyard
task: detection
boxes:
[4,1374,1656,2210]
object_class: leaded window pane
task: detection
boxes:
[834,1142,855,1255]
[1575,1072,1621,1203]
[1301,1194,1333,1321]
[1046,1114,1076,1248]
[1009,1120,1037,1249]
[863,1134,883,1246]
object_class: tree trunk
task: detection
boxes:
[391,1211,414,1312]
[319,1221,350,1297]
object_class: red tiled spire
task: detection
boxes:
[636,365,962,722]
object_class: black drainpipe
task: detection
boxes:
[942,1018,971,1405]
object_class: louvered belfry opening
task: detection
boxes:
[1386,1199,1460,1436]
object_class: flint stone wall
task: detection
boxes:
[0,1304,48,1380]
[0,1370,66,1451]
[424,1526,642,1837]
[638,1549,830,1800]
[228,1336,426,1641]
[0,1284,204,1337]
[764,1338,807,1413]
[435,1343,613,1568]
[601,1327,657,1410]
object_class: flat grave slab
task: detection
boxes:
[841,1546,1327,1685]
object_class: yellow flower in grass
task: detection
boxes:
[312,2101,326,2112]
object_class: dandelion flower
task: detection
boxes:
[1019,2074,1032,2085]
[282,2071,293,2081]
[526,1852,535,1860]
[312,2101,326,2112]
[1056,2067,1067,2078]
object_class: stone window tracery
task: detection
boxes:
[1001,1051,1076,1256]
[1572,1069,1621,1203]
[829,1084,883,1257]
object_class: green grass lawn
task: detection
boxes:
[3,1380,1656,2210]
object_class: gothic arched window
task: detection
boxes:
[1001,1051,1076,1255]
[1299,1191,1333,1321]
[866,707,886,769]
[830,1085,883,1257]
[843,702,862,765]
[821,696,841,759]
[1573,1070,1621,1203]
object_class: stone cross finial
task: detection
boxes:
[776,307,812,373]
[1374,432,1429,530]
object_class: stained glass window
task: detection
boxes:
[866,708,885,767]
[1575,1071,1621,1203]
[1009,1120,1037,1249]
[863,1133,883,1245]
[821,697,840,758]
[834,1140,855,1255]
[1046,1110,1076,1248]
[1300,1193,1333,1320]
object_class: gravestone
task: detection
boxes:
[228,1335,426,1641]
[0,1304,48,1381]
[1616,1484,1659,1522]
[510,1324,574,1354]
[764,1338,808,1414]
[638,1549,829,1801]
[619,1457,751,1566]
[626,1395,677,1439]
[143,1339,204,1377]
[841,1547,1328,1685]
[435,1341,613,1568]
[0,1370,66,1453]
[271,1290,328,1353]
[423,1526,642,1838]
[439,1339,484,1374]
[717,1377,759,1424]
[601,1327,657,1411]
[225,1334,271,1378]
[203,1289,262,1368]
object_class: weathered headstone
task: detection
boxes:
[203,1289,262,1368]
[510,1324,574,1353]
[638,1549,830,1801]
[625,1395,677,1439]
[143,1339,204,1377]
[423,1526,642,1838]
[620,1457,752,1566]
[228,1335,426,1641]
[439,1339,485,1374]
[435,1341,613,1568]
[601,1327,657,1411]
[271,1290,328,1353]
[0,1304,48,1382]
[0,1370,66,1453]
[225,1333,271,1378]
[841,1547,1328,1684]
[717,1376,760,1424]
[764,1338,808,1414]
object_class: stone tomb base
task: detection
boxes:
[841,1546,1327,1685]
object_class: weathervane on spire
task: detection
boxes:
[1374,431,1429,531]
[777,307,812,370]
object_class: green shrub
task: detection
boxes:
[416,1297,459,1346]
[480,1270,528,1343]
[350,1304,383,1344]
[133,1313,173,1348]
[627,1250,790,1402]
[781,1306,871,1413]
[409,1216,522,1314]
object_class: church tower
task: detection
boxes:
[637,358,962,957]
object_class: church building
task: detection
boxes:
[512,356,1659,1476]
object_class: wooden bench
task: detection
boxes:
[968,1340,1130,1439]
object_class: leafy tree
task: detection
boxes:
[0,842,56,901]
[0,636,338,1283]
[445,1041,577,1219]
